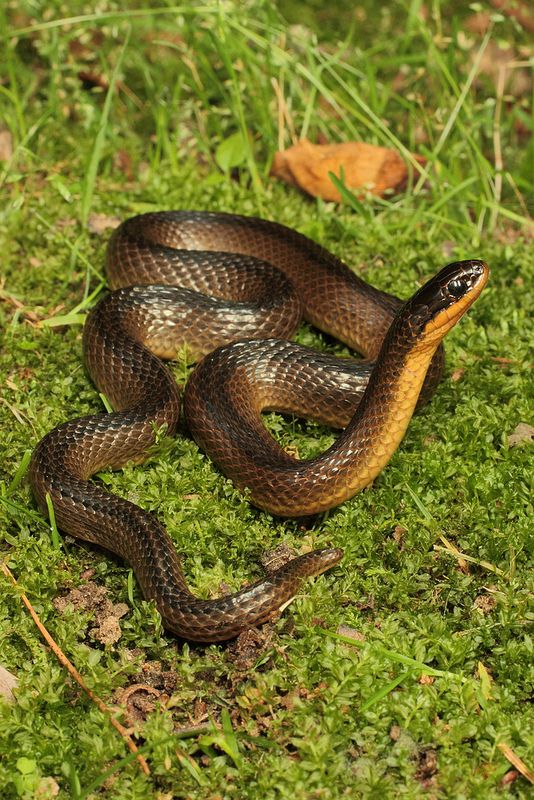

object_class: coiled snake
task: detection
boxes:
[29,212,488,641]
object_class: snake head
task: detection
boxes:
[401,259,489,348]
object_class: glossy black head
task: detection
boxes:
[400,260,489,345]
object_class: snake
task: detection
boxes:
[29,211,489,641]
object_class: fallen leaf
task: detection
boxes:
[508,422,534,447]
[0,130,13,162]
[271,139,426,202]
[0,664,18,702]
[451,368,465,382]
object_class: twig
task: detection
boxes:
[0,560,150,777]
[497,742,534,785]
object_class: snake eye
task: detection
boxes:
[448,278,467,298]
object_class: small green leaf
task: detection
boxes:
[360,670,414,712]
[477,661,494,702]
[99,393,113,413]
[45,492,61,550]
[16,339,39,351]
[48,174,73,203]
[215,131,247,172]
[41,313,86,327]
[16,757,37,775]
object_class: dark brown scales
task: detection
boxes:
[29,211,488,641]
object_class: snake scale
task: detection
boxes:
[29,212,488,641]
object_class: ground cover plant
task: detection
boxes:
[0,1,533,797]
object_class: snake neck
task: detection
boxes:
[323,338,436,505]
[276,336,438,516]
[185,326,441,519]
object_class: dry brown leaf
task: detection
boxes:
[508,422,534,447]
[0,664,18,703]
[271,139,426,202]
[0,130,13,162]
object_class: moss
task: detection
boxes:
[0,1,532,797]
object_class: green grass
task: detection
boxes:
[1,1,533,797]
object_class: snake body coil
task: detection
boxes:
[29,212,488,641]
